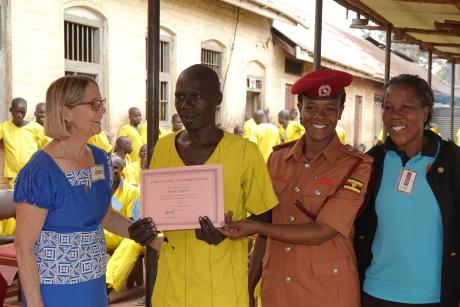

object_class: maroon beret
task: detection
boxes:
[291,69,353,99]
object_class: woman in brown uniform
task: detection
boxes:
[222,69,373,307]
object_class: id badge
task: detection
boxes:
[91,164,105,182]
[397,169,417,194]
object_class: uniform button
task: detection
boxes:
[437,166,445,174]
[288,216,295,222]
[294,186,300,192]
[332,268,339,274]
[304,163,310,168]
[450,252,456,257]
[358,235,365,240]
[315,189,321,196]
[284,246,291,252]
[285,276,292,283]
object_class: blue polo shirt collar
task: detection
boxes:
[383,130,438,165]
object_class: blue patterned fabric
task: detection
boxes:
[14,144,112,307]
[35,226,106,285]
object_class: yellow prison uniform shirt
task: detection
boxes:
[105,179,143,293]
[256,123,281,162]
[0,120,44,185]
[430,126,442,138]
[28,121,51,148]
[88,131,112,153]
[457,129,460,146]
[149,131,278,307]
[124,160,141,186]
[140,122,166,144]
[0,120,45,235]
[336,126,346,144]
[243,118,259,144]
[279,121,305,143]
[118,124,144,163]
[105,179,140,248]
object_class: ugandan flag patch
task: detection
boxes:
[343,178,363,194]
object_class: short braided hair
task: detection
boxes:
[384,74,434,125]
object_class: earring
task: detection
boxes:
[65,120,72,130]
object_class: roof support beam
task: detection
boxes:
[313,0,323,70]
[428,48,433,87]
[396,0,460,9]
[146,1,160,306]
[451,62,455,140]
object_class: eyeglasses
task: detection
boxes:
[75,98,106,111]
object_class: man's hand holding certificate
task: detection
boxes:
[141,164,225,231]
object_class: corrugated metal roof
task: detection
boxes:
[334,0,460,61]
[273,19,451,95]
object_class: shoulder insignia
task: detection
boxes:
[341,144,372,162]
[272,139,297,151]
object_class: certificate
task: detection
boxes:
[141,164,225,231]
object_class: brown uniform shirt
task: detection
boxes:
[261,135,373,307]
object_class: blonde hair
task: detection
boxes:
[45,76,98,140]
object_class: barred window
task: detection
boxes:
[64,21,98,63]
[160,41,170,73]
[247,77,262,91]
[374,94,383,104]
[160,81,168,121]
[201,48,221,77]
[285,58,303,76]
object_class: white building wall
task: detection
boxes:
[5,0,295,135]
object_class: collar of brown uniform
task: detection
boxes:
[284,133,342,165]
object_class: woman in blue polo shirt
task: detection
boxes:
[354,74,460,307]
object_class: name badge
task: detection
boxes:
[91,164,105,182]
[397,169,417,194]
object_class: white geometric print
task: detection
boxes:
[64,169,91,188]
[34,226,106,284]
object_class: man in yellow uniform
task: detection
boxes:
[118,107,144,162]
[31,102,52,147]
[255,111,281,161]
[233,125,243,137]
[0,98,45,235]
[0,98,45,187]
[113,136,133,165]
[163,113,184,136]
[289,107,299,121]
[149,64,278,307]
[140,122,165,143]
[124,144,147,186]
[278,109,305,143]
[88,131,112,153]
[243,113,259,144]
[105,155,143,294]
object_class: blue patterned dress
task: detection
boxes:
[14,145,112,307]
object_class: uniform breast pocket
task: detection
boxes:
[299,185,337,216]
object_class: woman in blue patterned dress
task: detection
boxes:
[13,76,156,307]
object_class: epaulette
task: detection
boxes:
[272,139,297,151]
[341,144,373,162]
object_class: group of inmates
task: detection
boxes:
[3,63,460,307]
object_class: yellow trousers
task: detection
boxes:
[0,218,15,236]
[105,230,144,293]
